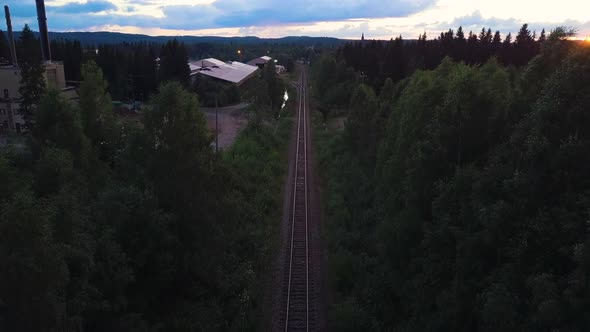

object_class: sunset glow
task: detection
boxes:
[3,0,590,39]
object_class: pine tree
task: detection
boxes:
[446,29,455,39]
[492,31,502,53]
[504,32,512,44]
[515,24,535,66]
[477,27,494,62]
[479,27,487,43]
[18,24,46,125]
[467,31,479,63]
[158,39,190,86]
[539,29,547,43]
[453,26,467,62]
[499,33,514,65]
[456,26,465,41]
[516,24,533,45]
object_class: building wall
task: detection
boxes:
[0,67,25,133]
[0,62,67,134]
[0,67,22,100]
[0,102,24,133]
[44,62,66,90]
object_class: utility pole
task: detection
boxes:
[215,94,219,153]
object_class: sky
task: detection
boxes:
[3,0,590,40]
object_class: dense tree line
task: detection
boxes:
[337,24,546,91]
[315,28,590,331]
[1,25,301,107]
[51,39,83,82]
[0,53,291,330]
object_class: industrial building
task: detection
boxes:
[247,56,273,68]
[0,1,74,134]
[189,58,259,86]
[247,56,286,73]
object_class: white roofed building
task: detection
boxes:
[189,58,259,86]
[247,56,273,68]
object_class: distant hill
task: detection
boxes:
[12,31,348,46]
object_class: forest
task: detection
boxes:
[2,16,590,331]
[314,24,553,117]
[0,26,293,331]
[314,25,590,331]
[0,27,304,103]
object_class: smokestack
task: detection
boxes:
[35,0,51,62]
[4,6,17,66]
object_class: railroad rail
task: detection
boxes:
[282,70,317,331]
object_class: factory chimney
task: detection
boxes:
[35,0,51,62]
[4,5,17,66]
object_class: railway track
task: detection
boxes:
[281,69,317,332]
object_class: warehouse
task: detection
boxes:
[189,58,259,86]
[247,56,273,68]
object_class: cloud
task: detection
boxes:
[4,0,436,31]
[149,0,436,30]
[4,3,38,17]
[212,0,435,26]
[3,1,117,20]
[2,0,589,40]
[54,1,117,14]
[434,11,590,38]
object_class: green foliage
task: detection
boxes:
[345,84,380,168]
[223,117,292,329]
[241,64,287,120]
[318,42,590,331]
[262,61,285,114]
[144,82,213,211]
[0,189,68,331]
[51,39,83,81]
[521,33,574,102]
[1,71,290,330]
[312,54,356,117]
[79,60,120,163]
[33,89,91,168]
[158,39,190,86]
[337,24,565,92]
[93,43,159,101]
[192,74,241,107]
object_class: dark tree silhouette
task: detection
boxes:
[18,25,45,124]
